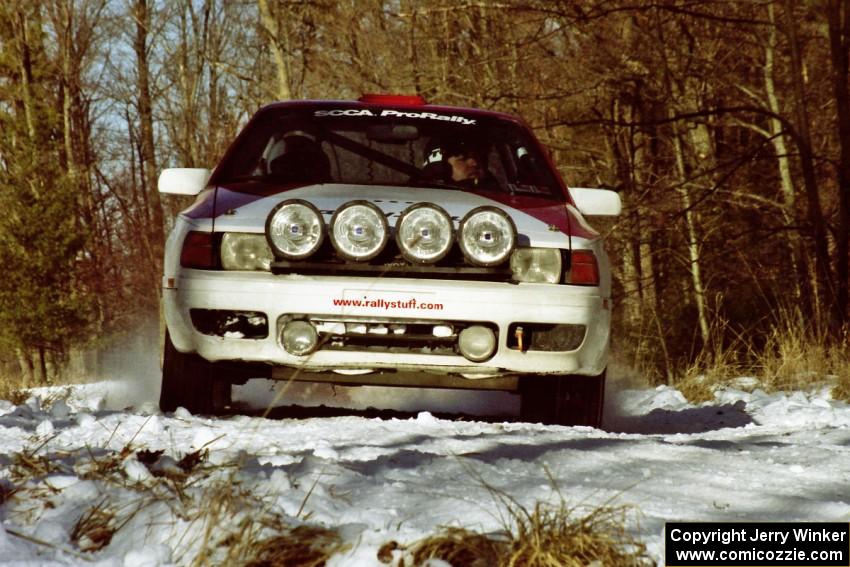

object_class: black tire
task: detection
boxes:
[519,370,606,427]
[160,332,231,415]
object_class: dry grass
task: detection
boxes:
[392,471,651,567]
[8,436,641,567]
[71,499,117,552]
[400,502,649,567]
[670,304,850,403]
[243,525,349,567]
[406,527,503,566]
[183,473,350,566]
[674,349,744,403]
[672,312,748,403]
[0,373,30,405]
[508,502,648,567]
[0,378,76,410]
[6,440,349,565]
[760,312,850,394]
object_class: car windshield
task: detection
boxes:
[212,106,564,200]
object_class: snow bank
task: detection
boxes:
[1,382,849,565]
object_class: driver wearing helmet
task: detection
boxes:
[423,138,494,189]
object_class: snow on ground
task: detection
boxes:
[1,371,850,566]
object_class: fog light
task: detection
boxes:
[395,203,454,263]
[282,320,318,356]
[330,200,388,261]
[458,325,496,362]
[266,199,325,260]
[458,207,516,266]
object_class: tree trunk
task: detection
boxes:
[133,0,164,267]
[827,0,850,327]
[765,2,808,306]
[37,346,49,385]
[257,0,292,100]
[15,349,34,388]
[672,136,711,347]
[15,8,37,142]
[785,0,835,329]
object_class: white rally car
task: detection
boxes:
[158,95,621,426]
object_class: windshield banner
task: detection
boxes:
[314,109,476,125]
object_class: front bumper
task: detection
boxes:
[163,270,610,383]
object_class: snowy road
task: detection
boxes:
[1,375,849,566]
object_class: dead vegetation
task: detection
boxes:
[3,422,651,567]
[390,502,650,567]
[0,374,33,406]
[384,469,651,567]
[242,525,349,567]
[3,432,347,565]
[669,305,850,404]
[71,499,118,552]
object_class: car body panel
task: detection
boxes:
[163,268,610,377]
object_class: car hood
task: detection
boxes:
[185,183,590,247]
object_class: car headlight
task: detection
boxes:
[266,199,325,260]
[330,200,388,261]
[510,248,562,283]
[220,233,273,271]
[395,203,454,263]
[458,206,516,266]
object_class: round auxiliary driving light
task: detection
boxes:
[281,320,319,356]
[458,206,517,266]
[330,201,389,261]
[395,203,454,263]
[266,199,325,260]
[458,325,497,362]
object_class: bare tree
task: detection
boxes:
[132,0,164,268]
[826,0,850,327]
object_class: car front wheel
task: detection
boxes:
[160,332,231,415]
[519,371,606,427]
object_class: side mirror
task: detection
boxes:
[569,187,622,216]
[158,168,211,196]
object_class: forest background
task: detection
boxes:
[1,0,848,396]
